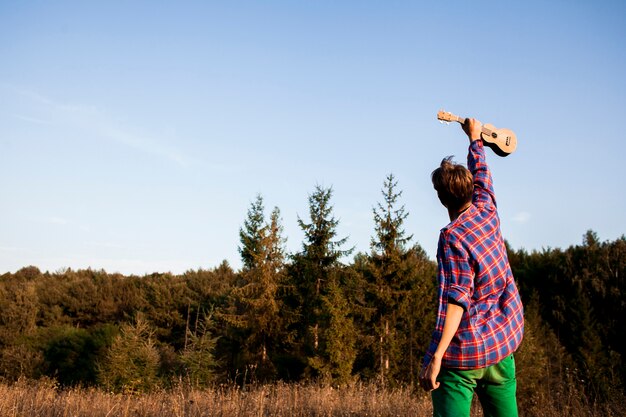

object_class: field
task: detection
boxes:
[0,380,475,417]
[1,378,620,417]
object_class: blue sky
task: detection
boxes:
[1,1,625,274]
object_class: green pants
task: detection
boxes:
[432,355,518,417]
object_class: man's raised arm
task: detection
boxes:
[463,118,496,206]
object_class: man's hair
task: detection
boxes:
[431,156,474,211]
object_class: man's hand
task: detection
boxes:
[419,355,442,391]
[418,303,463,391]
[462,117,482,142]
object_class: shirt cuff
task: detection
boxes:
[448,285,470,311]
[470,138,483,150]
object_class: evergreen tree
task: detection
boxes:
[98,316,160,393]
[364,174,435,384]
[291,185,356,383]
[239,194,266,271]
[367,174,411,383]
[221,195,286,381]
[180,312,218,388]
[371,174,413,258]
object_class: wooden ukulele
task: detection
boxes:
[437,110,517,157]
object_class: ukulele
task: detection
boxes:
[437,110,517,157]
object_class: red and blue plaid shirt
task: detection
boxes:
[423,140,524,370]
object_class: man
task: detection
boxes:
[419,118,524,417]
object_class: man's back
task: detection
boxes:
[432,139,524,369]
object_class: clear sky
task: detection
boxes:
[1,1,625,275]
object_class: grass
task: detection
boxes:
[0,378,621,417]
[0,379,459,417]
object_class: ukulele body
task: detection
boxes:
[481,124,517,157]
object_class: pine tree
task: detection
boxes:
[372,174,413,259]
[239,194,266,271]
[365,174,436,384]
[291,185,356,383]
[222,195,286,381]
[98,316,160,393]
[180,312,218,388]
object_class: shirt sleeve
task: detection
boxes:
[468,140,496,207]
[442,234,473,312]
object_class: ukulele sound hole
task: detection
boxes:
[491,132,497,138]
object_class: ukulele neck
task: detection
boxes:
[450,115,494,137]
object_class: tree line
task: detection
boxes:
[0,175,624,411]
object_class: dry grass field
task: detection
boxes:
[0,378,620,417]
[0,379,465,417]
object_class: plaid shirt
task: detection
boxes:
[423,140,524,370]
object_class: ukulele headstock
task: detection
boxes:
[437,109,457,123]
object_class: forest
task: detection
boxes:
[0,175,624,415]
